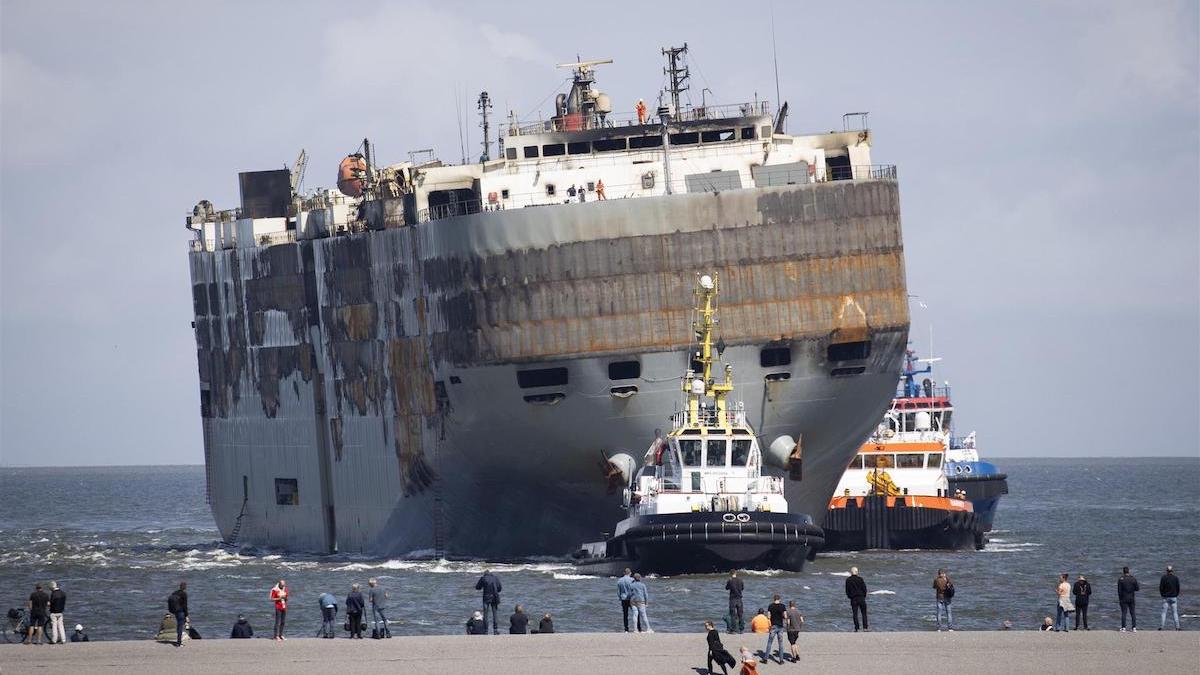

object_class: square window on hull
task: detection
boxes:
[516,367,569,388]
[608,360,641,380]
[274,478,298,506]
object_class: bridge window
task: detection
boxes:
[705,439,728,467]
[669,131,699,145]
[567,141,590,155]
[516,367,568,388]
[731,439,752,466]
[274,478,299,506]
[679,439,702,467]
[506,147,518,160]
[594,138,627,152]
[926,454,942,469]
[608,360,641,380]
[897,453,924,469]
[701,129,736,143]
[545,183,556,197]
[864,454,895,469]
[847,455,864,469]
[524,146,539,158]
[629,135,663,150]
[740,127,755,140]
[542,143,565,157]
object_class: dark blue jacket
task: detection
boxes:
[346,591,365,614]
[476,573,502,604]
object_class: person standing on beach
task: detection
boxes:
[368,578,391,638]
[475,569,502,635]
[933,569,954,631]
[270,579,288,641]
[630,573,651,633]
[617,568,634,632]
[26,583,49,645]
[785,601,804,662]
[1054,573,1073,632]
[1073,574,1092,630]
[346,584,365,639]
[318,591,338,638]
[48,581,67,644]
[704,620,736,675]
[725,570,745,633]
[168,582,189,647]
[846,567,868,632]
[1118,566,1139,632]
[762,594,786,664]
[1161,562,1180,624]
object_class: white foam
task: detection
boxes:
[870,590,896,595]
[829,571,851,577]
[981,542,1043,553]
[802,585,811,590]
[742,569,784,577]
[551,573,596,580]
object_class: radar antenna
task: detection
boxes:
[477,91,493,162]
[662,44,690,114]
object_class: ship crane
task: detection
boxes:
[290,148,307,195]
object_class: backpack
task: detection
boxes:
[944,580,955,601]
[167,593,180,614]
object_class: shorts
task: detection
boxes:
[29,614,47,628]
[787,631,800,645]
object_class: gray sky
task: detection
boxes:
[2,0,1197,466]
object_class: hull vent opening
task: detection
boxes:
[831,366,867,378]
[608,360,641,380]
[828,341,871,362]
[760,346,792,368]
[516,367,568,389]
[610,385,639,397]
[524,393,565,405]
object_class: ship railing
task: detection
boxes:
[894,383,952,400]
[949,436,977,450]
[508,101,773,136]
[669,409,749,430]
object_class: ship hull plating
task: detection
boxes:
[189,180,909,558]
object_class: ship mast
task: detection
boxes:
[686,273,733,426]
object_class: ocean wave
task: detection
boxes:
[869,590,896,595]
[551,573,597,580]
[742,569,784,577]
[981,542,1043,553]
[829,571,851,577]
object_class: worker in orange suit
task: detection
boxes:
[636,99,647,124]
[596,179,607,200]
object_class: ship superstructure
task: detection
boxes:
[186,46,910,557]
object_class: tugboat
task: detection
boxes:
[821,350,988,551]
[573,273,824,576]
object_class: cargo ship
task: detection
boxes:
[573,274,823,575]
[186,45,910,558]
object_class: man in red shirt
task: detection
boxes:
[270,579,288,640]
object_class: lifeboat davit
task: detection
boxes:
[337,154,367,197]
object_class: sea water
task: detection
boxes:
[1,458,1196,640]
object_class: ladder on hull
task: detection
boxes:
[224,498,248,548]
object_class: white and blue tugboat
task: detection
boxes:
[573,274,824,576]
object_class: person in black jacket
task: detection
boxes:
[475,569,502,635]
[845,567,869,632]
[345,584,365,639]
[1072,575,1092,630]
[1161,559,1180,629]
[230,614,253,638]
[725,570,745,634]
[704,620,735,675]
[168,582,189,647]
[509,604,529,634]
[465,611,487,635]
[1117,567,1139,632]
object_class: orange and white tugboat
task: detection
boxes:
[821,352,983,550]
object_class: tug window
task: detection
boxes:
[506,147,518,160]
[679,439,702,467]
[731,439,752,466]
[524,146,539,158]
[542,143,565,157]
[740,127,755,140]
[864,454,895,469]
[847,455,864,470]
[705,439,728,467]
[274,478,299,506]
[926,454,942,469]
[897,453,924,469]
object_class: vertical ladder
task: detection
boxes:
[224,498,248,547]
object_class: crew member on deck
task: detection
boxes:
[636,99,647,124]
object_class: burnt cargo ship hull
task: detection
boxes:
[190,179,909,558]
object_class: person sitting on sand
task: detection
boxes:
[70,624,89,642]
[750,609,770,634]
[1040,616,1054,631]
[537,612,555,634]
[509,604,529,634]
[466,610,488,635]
[230,614,253,638]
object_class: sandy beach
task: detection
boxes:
[1,630,1196,674]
